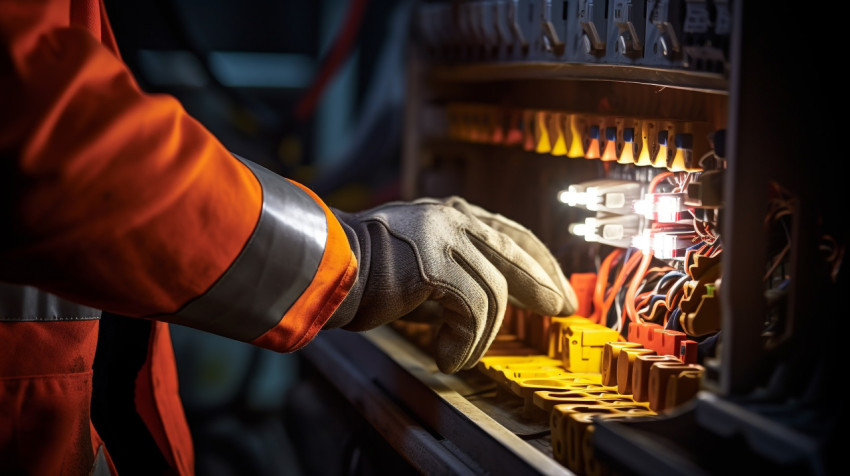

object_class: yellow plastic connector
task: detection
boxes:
[634,120,655,166]
[563,320,621,373]
[535,111,552,154]
[549,113,568,156]
[567,114,587,158]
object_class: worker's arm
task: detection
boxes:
[0,1,356,352]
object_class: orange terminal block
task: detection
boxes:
[555,406,655,473]
[631,354,682,402]
[617,127,636,164]
[665,368,702,409]
[601,126,619,161]
[584,124,602,159]
[617,347,656,395]
[648,362,705,412]
[601,342,643,386]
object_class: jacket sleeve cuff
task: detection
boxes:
[162,157,357,352]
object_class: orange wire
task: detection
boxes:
[600,251,643,328]
[592,249,625,324]
[649,171,675,193]
[623,249,655,325]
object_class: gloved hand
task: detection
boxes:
[324,196,577,374]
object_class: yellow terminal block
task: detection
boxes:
[634,120,656,166]
[548,316,597,359]
[549,112,568,156]
[567,114,588,158]
[535,111,552,154]
[617,127,636,165]
[601,342,644,386]
[563,322,621,373]
[477,355,561,383]
[653,129,671,168]
[532,390,629,413]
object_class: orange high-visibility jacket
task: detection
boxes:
[0,1,358,475]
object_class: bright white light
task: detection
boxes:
[570,223,589,237]
[633,199,652,216]
[601,224,624,240]
[605,192,626,209]
[655,195,682,223]
[632,231,650,252]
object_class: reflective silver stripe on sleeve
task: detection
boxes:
[168,156,328,342]
[0,283,102,322]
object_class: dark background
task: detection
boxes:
[101,1,416,474]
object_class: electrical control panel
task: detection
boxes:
[384,1,842,474]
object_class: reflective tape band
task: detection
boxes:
[169,156,328,342]
[0,283,101,322]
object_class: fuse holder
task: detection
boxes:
[631,354,682,402]
[648,362,704,411]
[563,323,621,373]
[617,348,656,395]
[601,342,643,386]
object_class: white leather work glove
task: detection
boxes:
[325,196,577,374]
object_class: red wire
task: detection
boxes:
[294,0,371,121]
